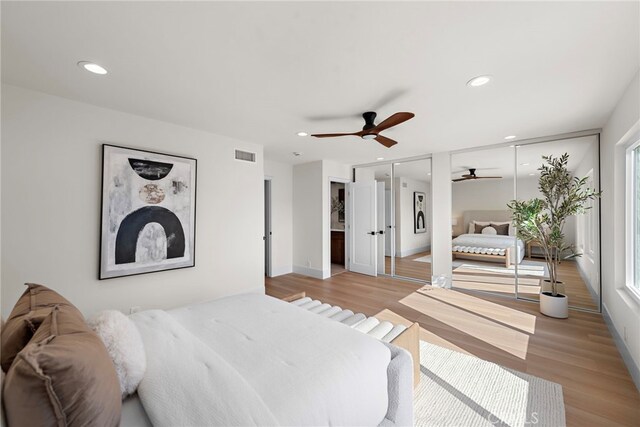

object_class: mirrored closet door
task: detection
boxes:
[352,157,432,282]
[449,134,601,313]
[516,135,601,311]
[450,146,519,297]
[393,158,432,282]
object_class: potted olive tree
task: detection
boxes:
[507,153,600,318]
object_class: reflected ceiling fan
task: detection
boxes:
[311,111,414,148]
[452,168,502,182]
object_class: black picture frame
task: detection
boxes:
[99,144,197,280]
[414,191,426,234]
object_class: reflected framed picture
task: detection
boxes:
[100,144,197,279]
[414,191,426,234]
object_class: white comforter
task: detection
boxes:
[130,294,393,426]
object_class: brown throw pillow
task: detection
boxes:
[474,223,488,234]
[491,223,510,236]
[1,283,79,372]
[3,305,121,427]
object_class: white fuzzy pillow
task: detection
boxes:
[88,310,146,397]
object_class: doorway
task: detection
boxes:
[264,179,272,277]
[330,181,347,276]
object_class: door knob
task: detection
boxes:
[368,231,376,236]
[378,230,384,235]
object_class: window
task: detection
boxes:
[627,139,640,298]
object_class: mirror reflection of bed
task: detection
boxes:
[449,136,600,312]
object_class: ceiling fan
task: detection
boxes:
[452,168,502,182]
[311,111,414,148]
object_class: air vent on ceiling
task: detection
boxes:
[235,149,256,163]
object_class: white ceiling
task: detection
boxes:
[2,2,638,165]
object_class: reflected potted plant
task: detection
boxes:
[507,153,600,318]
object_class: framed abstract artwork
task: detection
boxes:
[100,144,197,279]
[414,191,426,234]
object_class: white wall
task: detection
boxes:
[600,70,640,388]
[292,161,323,278]
[452,178,517,235]
[395,177,431,257]
[292,160,350,279]
[264,159,293,277]
[431,152,452,284]
[1,84,265,317]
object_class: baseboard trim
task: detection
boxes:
[575,260,600,308]
[269,265,293,277]
[398,245,431,258]
[602,304,640,391]
[292,265,325,280]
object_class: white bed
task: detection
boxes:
[121,293,413,426]
[452,233,525,265]
[452,211,525,266]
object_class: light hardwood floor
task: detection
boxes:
[266,272,640,426]
[387,251,599,311]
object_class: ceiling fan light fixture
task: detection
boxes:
[296,132,308,137]
[362,134,377,140]
[466,75,492,87]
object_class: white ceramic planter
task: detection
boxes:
[540,291,568,318]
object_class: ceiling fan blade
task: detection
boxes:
[311,132,361,138]
[375,134,398,148]
[369,88,409,111]
[452,177,470,182]
[371,112,415,133]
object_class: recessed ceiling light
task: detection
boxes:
[466,75,492,87]
[428,173,432,176]
[529,173,535,176]
[376,157,384,161]
[77,61,107,75]
[504,135,517,140]
[296,132,308,137]
[520,163,530,166]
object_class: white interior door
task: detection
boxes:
[377,182,386,274]
[348,181,377,276]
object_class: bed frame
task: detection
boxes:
[454,210,515,268]
[453,246,511,268]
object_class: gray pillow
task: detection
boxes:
[491,223,510,235]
